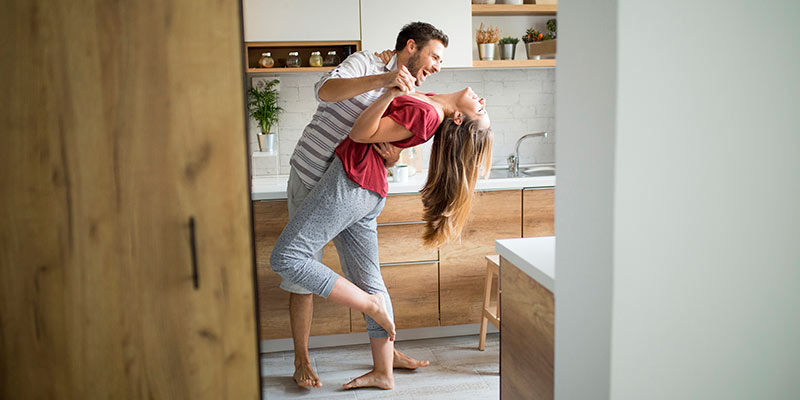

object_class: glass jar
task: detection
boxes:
[323,51,340,67]
[258,52,274,68]
[309,51,323,67]
[286,51,301,68]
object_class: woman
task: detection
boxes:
[270,85,491,390]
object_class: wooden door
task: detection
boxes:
[0,1,259,399]
[439,190,522,326]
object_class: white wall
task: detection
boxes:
[553,0,616,398]
[556,0,800,399]
[248,67,556,175]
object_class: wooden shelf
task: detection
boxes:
[472,4,557,16]
[247,66,334,74]
[245,41,360,71]
[472,59,555,68]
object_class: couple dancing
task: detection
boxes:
[269,22,492,391]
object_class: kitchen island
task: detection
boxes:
[496,236,555,400]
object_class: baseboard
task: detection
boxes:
[260,323,499,353]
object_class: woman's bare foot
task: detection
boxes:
[365,293,396,341]
[393,349,430,369]
[293,361,322,388]
[342,369,394,390]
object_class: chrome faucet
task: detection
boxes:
[507,132,548,176]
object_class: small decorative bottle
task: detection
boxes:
[323,51,341,66]
[287,51,301,68]
[258,52,274,68]
[309,51,323,67]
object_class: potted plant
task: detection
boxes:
[247,79,282,153]
[498,36,519,60]
[476,23,500,61]
[522,19,557,60]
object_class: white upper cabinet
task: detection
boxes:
[243,0,360,42]
[360,0,472,68]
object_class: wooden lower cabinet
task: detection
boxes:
[439,190,522,326]
[500,259,554,400]
[523,188,555,237]
[352,262,440,332]
[255,188,554,339]
[253,200,350,340]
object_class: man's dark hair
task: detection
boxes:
[394,22,449,52]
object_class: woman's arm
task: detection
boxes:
[349,88,415,144]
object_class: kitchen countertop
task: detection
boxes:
[252,170,555,200]
[495,236,555,292]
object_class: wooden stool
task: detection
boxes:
[478,254,500,351]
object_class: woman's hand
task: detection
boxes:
[374,49,395,64]
[382,65,415,95]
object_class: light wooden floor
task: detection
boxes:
[261,333,499,400]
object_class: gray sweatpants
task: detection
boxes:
[270,158,393,338]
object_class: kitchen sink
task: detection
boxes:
[487,165,556,179]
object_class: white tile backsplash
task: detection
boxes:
[247,68,556,176]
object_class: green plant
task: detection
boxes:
[248,79,283,134]
[476,23,500,44]
[499,36,519,45]
[546,18,557,38]
[522,28,544,43]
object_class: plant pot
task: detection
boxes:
[472,0,496,4]
[257,132,276,153]
[525,39,557,60]
[500,0,523,4]
[500,43,516,60]
[477,43,497,61]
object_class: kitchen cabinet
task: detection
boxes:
[242,0,360,42]
[2,0,259,398]
[360,0,473,68]
[439,190,522,326]
[254,187,554,339]
[523,188,555,237]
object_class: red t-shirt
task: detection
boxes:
[335,94,440,197]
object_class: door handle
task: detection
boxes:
[189,216,199,290]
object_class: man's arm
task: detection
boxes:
[317,67,415,103]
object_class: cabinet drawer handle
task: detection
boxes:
[189,216,199,290]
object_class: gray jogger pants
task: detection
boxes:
[270,157,393,338]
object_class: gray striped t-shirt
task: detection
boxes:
[289,51,395,189]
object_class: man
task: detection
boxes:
[280,21,448,388]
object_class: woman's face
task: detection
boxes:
[455,87,490,128]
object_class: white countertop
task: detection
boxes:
[252,170,555,200]
[495,236,555,292]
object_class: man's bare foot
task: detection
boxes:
[342,369,394,390]
[293,361,322,388]
[393,349,430,369]
[366,293,396,341]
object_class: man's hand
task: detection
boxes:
[374,49,396,64]
[382,65,415,94]
[374,143,402,167]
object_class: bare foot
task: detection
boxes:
[293,361,322,388]
[366,293,396,341]
[393,349,430,369]
[342,369,394,390]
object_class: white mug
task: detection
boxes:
[393,164,409,183]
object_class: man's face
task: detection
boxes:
[406,39,445,86]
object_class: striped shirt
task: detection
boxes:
[289,51,395,189]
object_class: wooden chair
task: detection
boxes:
[478,254,500,351]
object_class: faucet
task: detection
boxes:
[507,132,548,176]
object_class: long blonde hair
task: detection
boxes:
[420,117,493,247]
